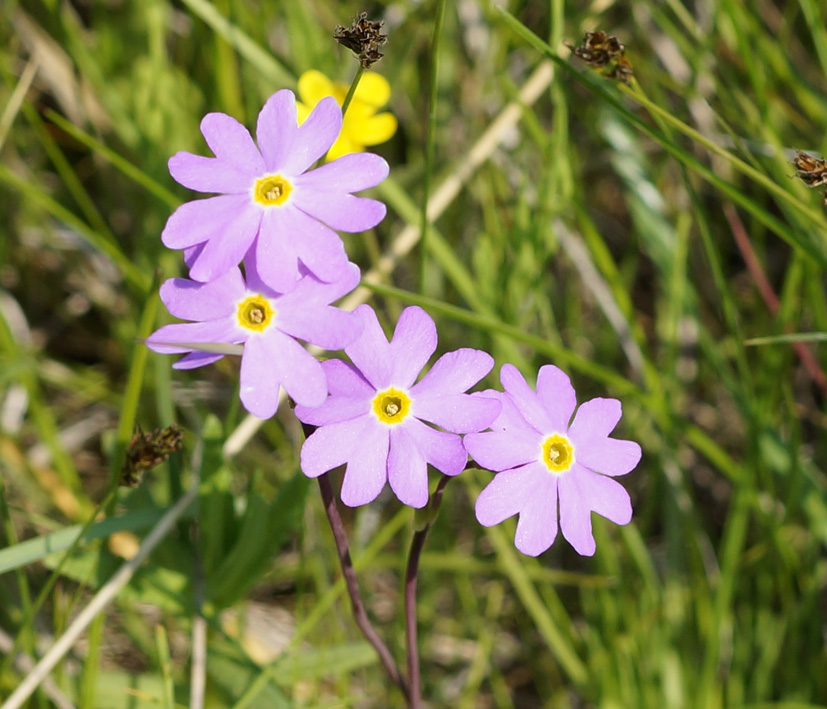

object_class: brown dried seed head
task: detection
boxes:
[792,150,827,187]
[334,12,388,69]
[569,30,633,84]
[120,423,184,487]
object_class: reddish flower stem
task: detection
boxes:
[315,473,410,700]
[404,475,451,708]
[725,204,827,395]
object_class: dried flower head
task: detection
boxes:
[569,30,633,84]
[792,151,827,186]
[121,424,183,487]
[334,12,388,69]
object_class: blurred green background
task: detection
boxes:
[1,0,827,706]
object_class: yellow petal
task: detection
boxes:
[346,112,398,146]
[296,102,312,124]
[354,72,391,108]
[326,136,362,162]
[297,70,336,106]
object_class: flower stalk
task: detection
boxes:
[313,467,410,700]
[405,474,451,708]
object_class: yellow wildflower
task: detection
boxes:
[296,70,397,161]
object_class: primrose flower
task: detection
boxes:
[146,256,362,419]
[464,364,641,557]
[296,70,397,162]
[162,89,389,289]
[295,305,501,508]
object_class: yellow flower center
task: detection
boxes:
[237,294,275,332]
[253,175,292,206]
[541,434,575,474]
[372,387,411,425]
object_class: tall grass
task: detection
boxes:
[1,0,826,706]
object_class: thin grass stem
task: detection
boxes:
[340,65,365,118]
[0,485,198,709]
[419,0,449,291]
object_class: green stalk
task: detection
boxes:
[419,0,449,291]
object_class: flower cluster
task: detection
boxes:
[148,88,388,417]
[148,83,641,558]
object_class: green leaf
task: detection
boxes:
[208,471,310,608]
[0,508,168,576]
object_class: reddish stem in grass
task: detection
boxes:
[725,204,827,395]
[315,472,410,700]
[405,474,451,708]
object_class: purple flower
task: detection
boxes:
[464,364,640,557]
[146,254,362,419]
[162,89,389,290]
[295,305,501,508]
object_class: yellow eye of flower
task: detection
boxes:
[237,295,275,332]
[541,434,575,474]
[372,387,411,424]
[253,175,292,206]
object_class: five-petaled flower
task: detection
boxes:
[162,89,389,290]
[295,305,501,508]
[146,255,362,419]
[296,70,398,162]
[464,364,640,557]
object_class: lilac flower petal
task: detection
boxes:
[481,390,523,432]
[280,306,362,350]
[239,335,283,419]
[321,359,375,398]
[295,152,389,193]
[146,319,242,354]
[405,418,468,476]
[251,211,299,292]
[411,349,494,398]
[475,464,538,526]
[575,467,633,525]
[256,90,299,173]
[281,96,342,175]
[575,437,641,477]
[168,153,253,194]
[558,471,596,556]
[500,364,554,434]
[268,330,328,408]
[279,206,350,283]
[294,361,374,426]
[387,426,429,508]
[200,112,265,175]
[159,269,244,321]
[346,305,392,389]
[293,191,387,232]
[295,392,371,427]
[412,393,501,434]
[172,351,224,369]
[162,194,253,249]
[188,203,263,282]
[568,398,623,442]
[536,365,577,432]
[463,428,540,472]
[341,422,390,506]
[277,263,360,310]
[389,307,437,388]
[301,417,368,477]
[515,473,559,557]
